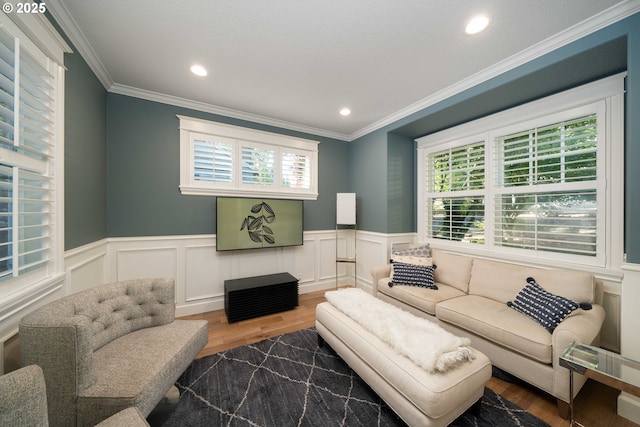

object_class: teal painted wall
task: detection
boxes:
[64,50,107,250]
[105,94,349,237]
[386,133,415,233]
[624,18,640,263]
[349,129,388,232]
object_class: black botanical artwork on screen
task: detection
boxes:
[240,201,276,245]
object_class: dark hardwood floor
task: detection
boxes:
[179,289,638,427]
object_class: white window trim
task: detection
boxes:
[417,72,625,276]
[178,116,319,200]
[0,12,68,313]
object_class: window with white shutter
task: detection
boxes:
[179,116,319,199]
[417,74,624,269]
[494,115,598,257]
[425,141,485,243]
[0,12,67,295]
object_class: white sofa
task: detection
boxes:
[372,248,606,415]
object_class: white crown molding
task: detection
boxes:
[109,83,350,141]
[347,0,640,141]
[45,0,114,89]
[44,0,640,142]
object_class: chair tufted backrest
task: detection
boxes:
[71,279,175,350]
[19,278,176,426]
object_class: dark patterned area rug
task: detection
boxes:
[150,328,550,427]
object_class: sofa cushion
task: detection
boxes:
[468,258,595,304]
[391,244,431,258]
[436,295,553,364]
[430,249,473,293]
[390,262,437,289]
[391,255,433,265]
[508,280,580,333]
[378,279,466,316]
[77,319,208,426]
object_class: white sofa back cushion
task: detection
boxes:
[468,258,595,304]
[431,249,474,293]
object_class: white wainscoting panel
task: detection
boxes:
[355,232,386,291]
[60,232,622,357]
[600,289,621,352]
[185,243,222,302]
[104,231,352,316]
[281,237,316,286]
[115,247,178,282]
[319,235,338,282]
[64,239,108,295]
[618,264,640,423]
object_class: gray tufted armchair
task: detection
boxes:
[19,278,208,427]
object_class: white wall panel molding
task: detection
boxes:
[113,246,178,283]
[103,232,346,316]
[66,251,107,295]
[618,263,640,423]
[59,232,622,350]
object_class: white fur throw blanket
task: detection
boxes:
[325,288,474,373]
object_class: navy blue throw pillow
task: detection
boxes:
[507,277,580,333]
[388,262,437,289]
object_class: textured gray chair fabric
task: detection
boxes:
[0,365,149,427]
[19,278,208,427]
[0,365,48,426]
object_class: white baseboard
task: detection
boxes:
[618,393,640,424]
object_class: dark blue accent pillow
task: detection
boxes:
[389,262,437,289]
[507,278,580,333]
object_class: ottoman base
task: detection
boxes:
[316,301,492,427]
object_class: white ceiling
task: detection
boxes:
[47,0,637,141]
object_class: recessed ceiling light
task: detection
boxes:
[339,108,351,116]
[190,64,208,77]
[465,15,490,35]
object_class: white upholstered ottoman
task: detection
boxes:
[316,289,492,427]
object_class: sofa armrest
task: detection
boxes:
[371,264,392,297]
[551,304,606,401]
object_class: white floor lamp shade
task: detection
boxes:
[336,193,356,225]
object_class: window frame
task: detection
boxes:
[0,11,68,314]
[179,116,319,200]
[417,73,625,273]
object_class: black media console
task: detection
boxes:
[224,272,299,322]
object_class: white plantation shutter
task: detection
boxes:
[425,141,485,243]
[494,114,599,257]
[241,145,275,186]
[0,24,57,282]
[179,117,319,199]
[282,151,311,189]
[193,137,233,183]
[497,115,597,187]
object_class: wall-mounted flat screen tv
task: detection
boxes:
[216,197,304,251]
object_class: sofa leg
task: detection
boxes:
[557,399,569,419]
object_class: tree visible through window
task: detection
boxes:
[417,75,624,267]
[426,142,485,243]
[495,115,598,256]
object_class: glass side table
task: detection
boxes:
[560,341,640,427]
